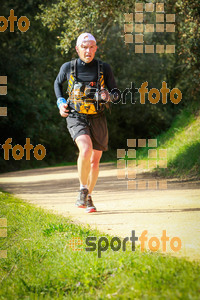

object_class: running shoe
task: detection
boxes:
[75,188,88,208]
[85,195,97,213]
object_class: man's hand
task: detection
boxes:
[59,103,69,117]
[100,87,111,102]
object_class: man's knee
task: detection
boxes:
[76,135,93,160]
[91,161,99,170]
[79,146,92,160]
[90,150,102,170]
[90,157,101,170]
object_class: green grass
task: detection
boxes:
[0,192,200,299]
[135,104,200,178]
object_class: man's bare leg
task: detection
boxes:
[75,134,93,186]
[87,149,102,194]
[75,135,102,212]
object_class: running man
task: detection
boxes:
[54,32,117,213]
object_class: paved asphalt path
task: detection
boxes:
[0,163,200,261]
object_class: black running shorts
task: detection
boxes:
[66,112,108,151]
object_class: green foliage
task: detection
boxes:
[36,0,134,53]
[137,103,200,178]
[175,0,200,101]
[0,1,77,172]
[157,104,200,178]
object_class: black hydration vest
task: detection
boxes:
[67,59,106,114]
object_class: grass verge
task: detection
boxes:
[0,191,200,299]
[135,104,200,179]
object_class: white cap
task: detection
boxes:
[76,33,96,46]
